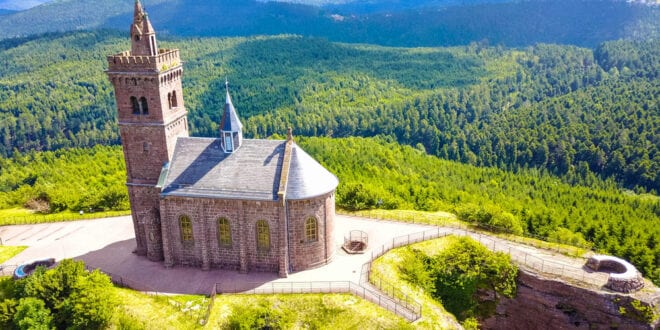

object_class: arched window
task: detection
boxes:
[179,215,193,243]
[256,220,270,251]
[139,97,149,115]
[171,91,178,108]
[305,217,318,242]
[167,92,172,109]
[130,96,140,114]
[217,218,231,247]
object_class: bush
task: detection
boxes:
[13,297,53,330]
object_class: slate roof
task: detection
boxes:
[286,145,339,200]
[161,137,338,201]
[221,91,243,132]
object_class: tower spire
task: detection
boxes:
[220,79,243,153]
[131,0,158,56]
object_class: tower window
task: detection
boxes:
[167,92,172,109]
[256,220,270,251]
[134,35,140,41]
[172,91,178,108]
[131,96,140,114]
[217,218,232,247]
[143,142,150,153]
[140,97,149,115]
[179,215,193,243]
[305,217,318,242]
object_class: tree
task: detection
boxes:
[13,297,53,330]
[430,237,517,320]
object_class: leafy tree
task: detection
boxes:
[430,237,517,320]
[13,297,53,330]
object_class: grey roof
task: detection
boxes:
[221,91,243,132]
[286,145,339,200]
[162,138,284,200]
[161,137,338,201]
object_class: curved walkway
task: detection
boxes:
[1,215,657,301]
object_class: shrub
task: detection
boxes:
[13,297,53,330]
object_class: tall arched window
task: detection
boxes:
[139,97,149,115]
[130,96,140,114]
[167,92,173,109]
[217,218,231,247]
[179,215,193,243]
[305,217,318,242]
[256,220,270,251]
[171,90,178,108]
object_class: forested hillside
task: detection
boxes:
[0,0,657,47]
[1,139,658,284]
[0,32,657,192]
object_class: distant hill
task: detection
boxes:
[0,0,657,47]
[0,0,52,10]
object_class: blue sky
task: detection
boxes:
[0,0,52,10]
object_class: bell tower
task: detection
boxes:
[106,0,189,261]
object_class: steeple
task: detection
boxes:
[220,80,243,153]
[131,0,158,56]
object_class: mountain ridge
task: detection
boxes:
[0,0,657,47]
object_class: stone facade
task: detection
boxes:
[107,1,338,277]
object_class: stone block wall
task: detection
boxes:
[127,185,161,259]
[287,193,336,272]
[160,197,282,273]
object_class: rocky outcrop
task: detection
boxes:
[481,269,660,330]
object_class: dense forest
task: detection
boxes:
[0,0,657,47]
[0,32,657,192]
[0,138,658,285]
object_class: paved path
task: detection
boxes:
[0,215,654,299]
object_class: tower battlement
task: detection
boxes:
[107,49,181,73]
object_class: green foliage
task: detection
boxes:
[0,0,657,48]
[5,259,116,330]
[547,228,592,249]
[401,237,517,322]
[13,297,53,330]
[399,248,435,293]
[297,136,660,285]
[60,270,116,329]
[0,145,128,212]
[226,300,294,330]
[456,203,523,235]
[0,298,17,329]
[1,31,658,193]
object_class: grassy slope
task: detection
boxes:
[370,236,461,328]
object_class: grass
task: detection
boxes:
[340,208,460,226]
[112,288,204,329]
[0,208,130,226]
[0,246,27,263]
[370,236,464,329]
[209,294,414,329]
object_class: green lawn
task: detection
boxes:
[208,294,413,329]
[0,246,27,264]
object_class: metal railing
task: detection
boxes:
[364,226,605,293]
[216,281,422,322]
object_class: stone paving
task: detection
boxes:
[0,215,647,296]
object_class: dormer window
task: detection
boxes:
[224,133,233,152]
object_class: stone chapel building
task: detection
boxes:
[106,1,338,277]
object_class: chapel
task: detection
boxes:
[106,0,338,277]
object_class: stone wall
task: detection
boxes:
[160,197,282,272]
[287,192,336,271]
[481,269,660,329]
